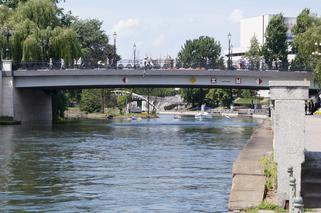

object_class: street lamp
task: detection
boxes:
[3,26,12,60]
[113,32,117,69]
[133,43,136,69]
[228,32,232,69]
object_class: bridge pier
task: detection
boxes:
[270,81,310,205]
[1,61,52,124]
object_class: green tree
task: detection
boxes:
[291,9,321,71]
[177,36,223,69]
[262,14,288,70]
[245,36,261,70]
[71,19,119,67]
[0,0,63,9]
[116,95,128,115]
[292,9,318,35]
[180,88,207,107]
[79,89,102,113]
[205,89,232,108]
[52,90,67,121]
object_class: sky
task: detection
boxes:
[59,0,321,60]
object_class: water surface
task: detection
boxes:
[0,115,259,212]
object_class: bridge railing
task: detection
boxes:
[11,60,313,72]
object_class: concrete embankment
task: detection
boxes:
[229,119,273,211]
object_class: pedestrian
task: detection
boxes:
[60,58,64,70]
[49,58,53,70]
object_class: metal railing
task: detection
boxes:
[11,60,313,72]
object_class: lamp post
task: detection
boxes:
[113,32,117,69]
[133,43,136,69]
[3,26,12,60]
[228,32,232,69]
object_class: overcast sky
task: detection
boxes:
[59,0,321,60]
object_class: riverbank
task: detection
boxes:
[229,119,273,211]
[64,107,157,120]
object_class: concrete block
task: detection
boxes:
[270,81,308,204]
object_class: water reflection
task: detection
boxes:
[0,115,259,212]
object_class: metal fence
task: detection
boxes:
[11,60,313,72]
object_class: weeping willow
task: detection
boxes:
[22,34,41,61]
[50,27,81,66]
[0,0,81,64]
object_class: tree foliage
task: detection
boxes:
[177,36,223,69]
[71,19,117,66]
[205,89,232,108]
[79,89,102,113]
[245,36,261,69]
[262,14,288,69]
[116,95,127,115]
[52,90,67,122]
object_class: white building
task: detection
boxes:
[226,15,296,69]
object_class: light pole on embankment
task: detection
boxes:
[133,43,136,69]
[113,32,117,69]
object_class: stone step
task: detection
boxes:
[302,168,321,179]
[302,194,321,208]
[302,179,321,194]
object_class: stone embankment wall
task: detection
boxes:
[229,119,273,210]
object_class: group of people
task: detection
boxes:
[305,99,321,115]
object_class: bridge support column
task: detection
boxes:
[270,81,309,205]
[1,61,52,124]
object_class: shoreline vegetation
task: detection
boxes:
[64,107,159,121]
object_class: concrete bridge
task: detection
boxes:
[0,60,317,206]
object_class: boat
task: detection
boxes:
[195,104,212,119]
[174,115,182,119]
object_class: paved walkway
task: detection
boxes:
[305,116,321,152]
[229,119,273,210]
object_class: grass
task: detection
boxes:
[245,201,286,213]
[260,154,277,191]
[234,97,270,105]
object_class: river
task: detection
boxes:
[0,115,260,212]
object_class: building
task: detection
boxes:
[225,15,296,69]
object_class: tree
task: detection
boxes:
[79,89,102,113]
[245,36,261,70]
[0,0,64,9]
[292,9,318,35]
[205,89,232,108]
[177,36,223,69]
[52,90,67,121]
[180,88,207,107]
[117,95,128,115]
[71,19,119,67]
[294,24,321,79]
[291,9,321,71]
[262,14,288,70]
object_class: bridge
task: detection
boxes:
[0,60,318,206]
[12,68,316,89]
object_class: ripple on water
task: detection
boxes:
[0,115,259,212]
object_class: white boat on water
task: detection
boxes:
[195,104,212,119]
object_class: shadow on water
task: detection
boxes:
[0,115,260,212]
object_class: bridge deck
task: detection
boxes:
[12,69,315,89]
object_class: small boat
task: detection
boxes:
[195,104,212,119]
[174,115,182,119]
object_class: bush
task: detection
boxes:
[80,89,102,113]
[260,154,277,191]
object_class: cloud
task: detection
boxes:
[152,34,165,47]
[111,18,141,35]
[229,9,243,23]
